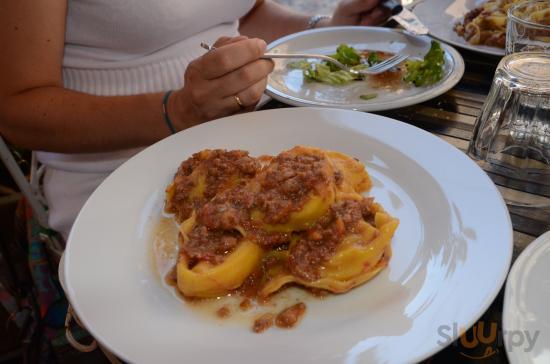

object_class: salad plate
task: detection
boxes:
[265,26,464,111]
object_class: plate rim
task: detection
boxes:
[503,230,550,364]
[264,26,465,111]
[413,0,506,57]
[63,107,513,363]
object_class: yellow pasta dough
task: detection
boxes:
[176,213,263,298]
[165,146,398,303]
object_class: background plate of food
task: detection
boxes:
[413,0,511,56]
[265,26,464,111]
[63,107,512,363]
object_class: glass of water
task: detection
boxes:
[468,52,549,206]
[506,0,550,55]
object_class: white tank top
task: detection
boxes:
[37,0,256,173]
[38,0,256,240]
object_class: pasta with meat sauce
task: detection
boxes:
[452,0,545,48]
[164,146,398,311]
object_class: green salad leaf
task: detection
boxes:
[359,93,378,100]
[285,41,446,88]
[403,41,446,87]
[327,44,362,71]
[287,44,367,85]
[287,60,311,70]
[367,52,382,66]
[286,43,365,85]
[304,63,357,85]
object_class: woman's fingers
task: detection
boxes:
[211,59,274,98]
[337,0,380,15]
[176,36,271,126]
[233,77,269,108]
[331,0,381,25]
[207,77,268,119]
[198,38,267,79]
[360,5,392,26]
[209,77,269,118]
[213,35,249,47]
[331,0,394,26]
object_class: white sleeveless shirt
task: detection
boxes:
[39,0,256,239]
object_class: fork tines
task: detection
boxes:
[367,54,408,73]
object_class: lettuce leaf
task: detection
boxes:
[360,93,378,100]
[286,42,446,88]
[367,52,382,66]
[288,60,358,85]
[304,63,357,85]
[287,60,312,70]
[403,41,445,87]
[327,44,362,71]
[286,43,365,85]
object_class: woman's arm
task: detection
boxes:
[239,1,314,43]
[239,0,391,43]
[0,0,170,152]
[0,1,272,153]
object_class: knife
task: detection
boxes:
[389,7,429,36]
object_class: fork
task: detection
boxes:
[200,43,409,76]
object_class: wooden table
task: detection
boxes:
[260,47,550,363]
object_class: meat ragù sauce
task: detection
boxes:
[239,298,252,311]
[275,302,307,329]
[165,150,260,222]
[158,146,398,333]
[252,313,275,333]
[255,151,330,224]
[289,198,375,281]
[152,216,314,332]
[183,226,241,265]
[216,306,231,319]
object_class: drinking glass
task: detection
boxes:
[506,0,550,55]
[468,52,549,206]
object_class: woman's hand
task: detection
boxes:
[328,0,392,27]
[169,36,274,129]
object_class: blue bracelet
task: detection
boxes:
[162,90,176,134]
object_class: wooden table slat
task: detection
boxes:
[446,90,487,104]
[380,111,475,140]
[498,185,550,208]
[510,212,549,237]
[512,230,537,259]
[409,105,478,128]
[436,134,470,150]
[422,98,481,117]
[486,170,550,198]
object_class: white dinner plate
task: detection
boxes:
[503,230,550,364]
[414,0,506,57]
[63,108,512,364]
[265,27,464,111]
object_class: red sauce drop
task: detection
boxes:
[216,306,231,319]
[252,313,274,333]
[275,302,307,329]
[239,298,252,311]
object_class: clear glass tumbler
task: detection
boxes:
[468,52,549,197]
[506,0,550,55]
